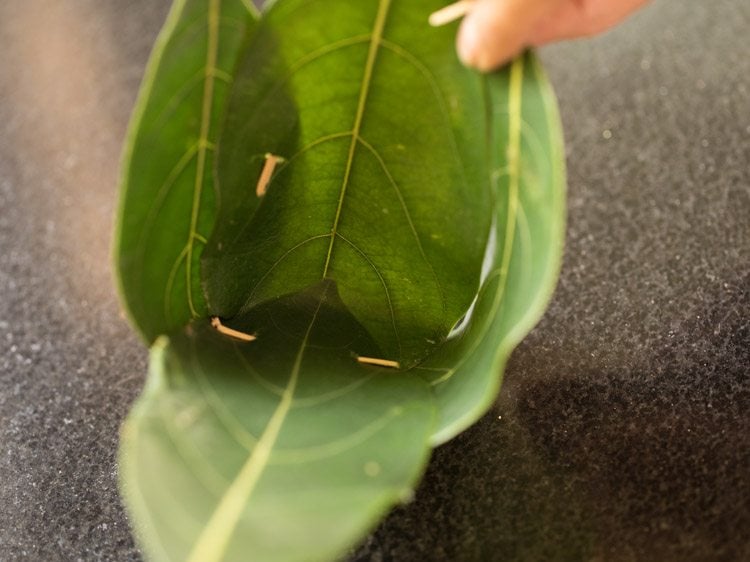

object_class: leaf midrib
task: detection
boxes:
[185,290,327,562]
[184,3,393,558]
[428,56,525,387]
[185,0,221,317]
[321,0,392,277]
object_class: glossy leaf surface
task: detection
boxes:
[115,0,256,342]
[422,53,566,444]
[203,0,494,367]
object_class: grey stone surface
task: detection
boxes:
[0,1,748,561]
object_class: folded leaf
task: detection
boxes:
[115,0,256,342]
[422,53,566,444]
[120,281,434,562]
[202,0,494,367]
[116,0,566,560]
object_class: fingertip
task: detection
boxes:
[456,15,480,67]
[455,0,535,72]
[458,13,506,71]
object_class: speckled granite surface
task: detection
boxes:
[0,1,748,561]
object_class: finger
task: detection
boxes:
[529,0,650,45]
[457,0,563,71]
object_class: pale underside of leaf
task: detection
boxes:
[183,298,323,562]
[420,53,566,444]
[121,281,435,562]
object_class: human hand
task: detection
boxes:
[430,0,650,71]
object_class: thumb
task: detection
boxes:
[457,0,562,71]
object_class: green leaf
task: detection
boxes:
[202,0,495,367]
[114,0,257,342]
[120,281,434,562]
[200,0,565,441]
[421,53,566,444]
[116,0,565,560]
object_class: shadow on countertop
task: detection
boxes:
[357,281,749,561]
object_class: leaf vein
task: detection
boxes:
[321,0,392,277]
[185,0,222,318]
[185,285,330,562]
[239,233,332,314]
[379,38,468,190]
[193,343,260,451]
[269,406,404,465]
[429,58,525,386]
[291,374,375,409]
[232,342,286,397]
[334,231,401,358]
[230,35,371,154]
[356,135,447,319]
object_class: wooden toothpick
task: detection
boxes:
[428,0,476,27]
[357,356,401,369]
[256,153,284,197]
[210,317,256,342]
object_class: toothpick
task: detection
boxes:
[210,317,256,342]
[357,356,401,369]
[256,153,284,197]
[428,0,476,27]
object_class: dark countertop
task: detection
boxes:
[1,1,748,560]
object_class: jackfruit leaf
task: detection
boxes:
[115,0,565,560]
[115,0,257,342]
[120,282,434,562]
[424,54,565,444]
[202,0,494,369]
